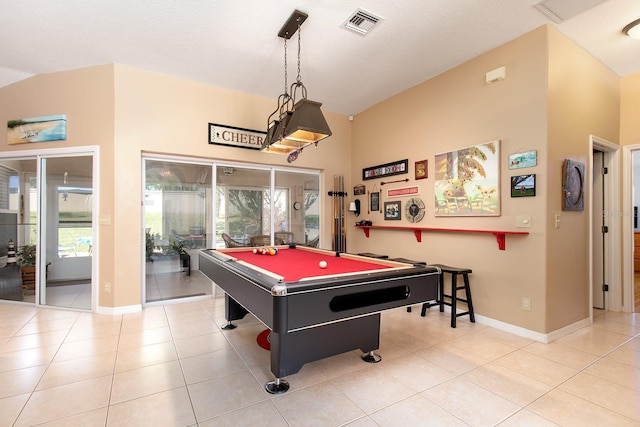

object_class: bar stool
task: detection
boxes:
[422,264,475,328]
[388,258,427,313]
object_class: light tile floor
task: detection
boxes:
[0,300,638,426]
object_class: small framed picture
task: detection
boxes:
[384,201,401,220]
[510,174,536,197]
[353,184,365,195]
[415,160,428,180]
[508,150,537,169]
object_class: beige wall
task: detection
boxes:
[350,25,619,333]
[621,72,640,146]
[545,27,620,331]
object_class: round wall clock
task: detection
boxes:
[405,197,425,223]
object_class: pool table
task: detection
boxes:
[199,245,439,393]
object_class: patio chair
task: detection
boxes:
[275,231,295,244]
[300,236,319,248]
[222,233,248,248]
[250,235,285,246]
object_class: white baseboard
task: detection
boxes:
[96,304,142,315]
[445,306,592,343]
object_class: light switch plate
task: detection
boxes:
[516,215,531,228]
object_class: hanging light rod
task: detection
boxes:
[278,10,308,39]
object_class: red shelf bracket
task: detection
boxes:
[493,233,506,250]
[413,229,422,242]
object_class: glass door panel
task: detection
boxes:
[41,156,94,309]
[274,170,319,245]
[216,166,271,247]
[0,160,36,303]
[144,159,213,303]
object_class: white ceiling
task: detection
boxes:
[1,0,639,116]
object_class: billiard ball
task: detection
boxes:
[269,248,276,255]
[253,248,258,254]
[319,260,327,268]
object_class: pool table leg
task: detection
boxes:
[222,294,248,330]
[361,350,382,363]
[265,377,290,395]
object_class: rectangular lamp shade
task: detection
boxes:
[284,99,332,143]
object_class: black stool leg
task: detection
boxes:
[450,273,458,328]
[463,273,475,323]
[438,271,445,313]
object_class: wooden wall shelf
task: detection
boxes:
[355,225,528,250]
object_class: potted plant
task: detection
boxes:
[16,244,37,291]
[168,237,190,274]
[16,244,36,267]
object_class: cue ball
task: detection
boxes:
[319,260,327,269]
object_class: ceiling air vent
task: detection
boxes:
[342,8,384,36]
[534,0,607,23]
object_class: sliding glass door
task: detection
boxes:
[143,157,320,305]
[0,153,95,309]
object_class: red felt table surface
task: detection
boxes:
[227,247,392,282]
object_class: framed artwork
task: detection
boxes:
[384,201,401,220]
[510,174,536,197]
[370,192,380,212]
[7,114,67,144]
[353,184,365,195]
[415,160,428,180]
[508,150,537,169]
[434,140,500,216]
[363,159,408,181]
[562,159,585,211]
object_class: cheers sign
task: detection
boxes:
[362,159,408,181]
[208,123,265,150]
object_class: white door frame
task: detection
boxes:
[589,136,621,315]
[621,144,640,312]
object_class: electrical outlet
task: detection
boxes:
[521,297,531,311]
[104,282,111,293]
[99,214,111,226]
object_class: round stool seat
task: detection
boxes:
[430,264,472,274]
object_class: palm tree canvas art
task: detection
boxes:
[434,140,500,216]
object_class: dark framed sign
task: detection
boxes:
[208,123,265,150]
[363,159,408,181]
[370,192,380,212]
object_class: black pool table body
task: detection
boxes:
[199,246,439,392]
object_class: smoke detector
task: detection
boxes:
[342,8,384,36]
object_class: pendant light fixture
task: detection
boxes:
[261,10,332,157]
